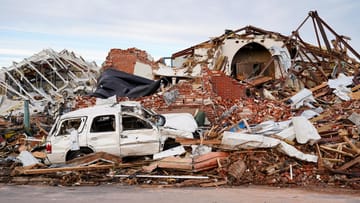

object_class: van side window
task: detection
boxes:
[122,115,152,130]
[57,117,86,136]
[90,115,115,132]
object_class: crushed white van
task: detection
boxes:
[45,101,196,164]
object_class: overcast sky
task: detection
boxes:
[1,0,359,67]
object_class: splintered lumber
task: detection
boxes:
[352,84,360,92]
[193,152,228,172]
[316,144,324,170]
[316,124,335,134]
[310,82,328,92]
[14,164,114,175]
[175,138,221,145]
[247,76,273,86]
[342,136,360,154]
[227,159,246,180]
[320,145,354,157]
[350,91,360,100]
[157,152,229,172]
[338,129,360,154]
[337,156,360,171]
[66,152,122,166]
[111,174,209,179]
[350,84,360,99]
[158,156,193,171]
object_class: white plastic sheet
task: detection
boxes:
[288,88,316,109]
[253,120,291,135]
[328,73,354,101]
[163,113,198,132]
[328,73,354,88]
[278,141,318,162]
[276,126,296,141]
[17,151,40,166]
[221,132,280,149]
[292,116,321,144]
[222,131,318,163]
[153,145,186,160]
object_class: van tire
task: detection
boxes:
[66,148,93,161]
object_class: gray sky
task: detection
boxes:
[1,0,359,67]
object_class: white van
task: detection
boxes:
[45,101,170,164]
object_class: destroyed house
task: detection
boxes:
[168,11,360,90]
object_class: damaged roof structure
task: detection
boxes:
[0,48,99,115]
[166,11,359,88]
[0,11,359,190]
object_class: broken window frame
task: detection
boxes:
[55,116,87,136]
[122,114,153,131]
[90,115,116,133]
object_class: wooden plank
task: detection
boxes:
[310,82,328,92]
[157,156,193,171]
[16,164,114,175]
[337,156,360,171]
[350,91,360,100]
[112,174,209,179]
[314,90,329,98]
[315,124,334,134]
[157,152,228,172]
[175,138,221,145]
[342,135,360,154]
[247,76,273,86]
[66,152,122,166]
[316,144,324,170]
[320,145,354,157]
[351,84,360,92]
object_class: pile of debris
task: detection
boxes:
[0,11,359,189]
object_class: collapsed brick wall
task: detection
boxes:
[102,48,156,74]
[73,66,215,122]
[136,67,248,124]
[209,70,246,100]
[140,82,214,118]
[74,67,249,124]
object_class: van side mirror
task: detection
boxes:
[154,114,166,126]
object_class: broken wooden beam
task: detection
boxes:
[13,164,114,175]
[175,138,221,145]
[337,155,360,171]
[320,145,354,157]
[111,174,209,179]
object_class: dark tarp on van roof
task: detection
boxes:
[91,68,164,99]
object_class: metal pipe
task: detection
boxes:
[24,99,31,135]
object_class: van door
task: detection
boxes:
[119,113,160,156]
[87,114,120,156]
[47,117,86,163]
